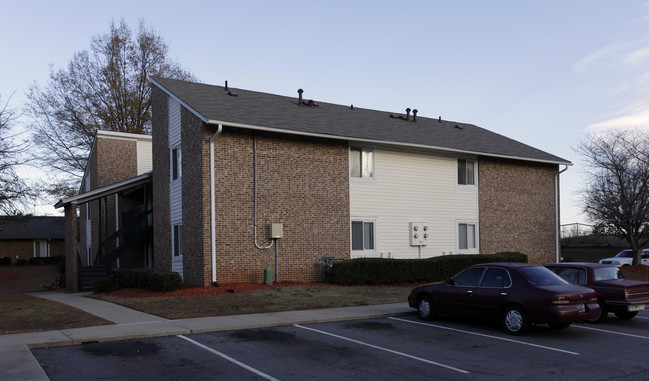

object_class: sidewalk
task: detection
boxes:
[1,291,412,381]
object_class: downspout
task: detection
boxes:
[555,165,569,263]
[254,133,275,250]
[210,124,223,285]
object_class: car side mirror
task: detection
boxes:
[445,278,454,286]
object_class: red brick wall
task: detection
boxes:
[180,108,212,285]
[479,158,559,264]
[0,239,65,262]
[210,129,350,284]
[151,87,172,272]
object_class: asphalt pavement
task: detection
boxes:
[0,291,411,381]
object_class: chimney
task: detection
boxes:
[225,80,229,91]
[412,109,418,122]
[297,89,304,106]
[406,108,411,121]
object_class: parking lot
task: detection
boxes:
[33,311,649,380]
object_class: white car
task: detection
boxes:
[599,249,649,267]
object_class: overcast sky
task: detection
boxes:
[2,0,649,225]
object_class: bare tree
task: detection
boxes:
[25,20,194,197]
[577,129,649,265]
[0,93,32,215]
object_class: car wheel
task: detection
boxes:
[417,295,436,321]
[588,299,607,323]
[502,306,529,335]
[548,322,571,330]
[614,311,638,320]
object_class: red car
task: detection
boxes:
[408,263,600,335]
[545,262,649,322]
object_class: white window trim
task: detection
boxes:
[456,220,479,254]
[351,217,378,254]
[456,158,477,187]
[349,146,376,182]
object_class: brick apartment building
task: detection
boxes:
[58,77,571,290]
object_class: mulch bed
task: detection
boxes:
[620,265,649,274]
[107,282,340,298]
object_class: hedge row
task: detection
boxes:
[93,268,183,293]
[330,252,528,285]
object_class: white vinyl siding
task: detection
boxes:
[350,147,478,259]
[137,139,153,174]
[169,98,183,277]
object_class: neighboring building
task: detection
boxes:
[0,216,65,262]
[145,77,571,287]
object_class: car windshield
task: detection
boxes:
[518,266,568,286]
[594,267,624,281]
[615,250,634,258]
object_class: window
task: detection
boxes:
[480,268,512,288]
[458,159,475,185]
[173,224,183,257]
[458,223,476,250]
[172,147,181,181]
[350,147,374,179]
[452,267,485,287]
[34,240,48,258]
[351,220,375,251]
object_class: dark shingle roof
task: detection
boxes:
[151,77,570,165]
[0,216,65,240]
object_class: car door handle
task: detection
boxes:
[500,292,507,296]
[467,290,473,294]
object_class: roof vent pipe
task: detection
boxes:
[406,108,411,121]
[412,109,418,122]
[297,89,303,106]
[225,80,228,91]
[439,116,442,123]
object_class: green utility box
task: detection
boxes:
[264,268,272,285]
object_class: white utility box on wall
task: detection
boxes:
[409,222,429,246]
[269,223,284,239]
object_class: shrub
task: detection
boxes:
[147,270,183,292]
[29,256,64,266]
[114,268,182,292]
[93,277,115,293]
[16,259,28,266]
[0,257,10,266]
[331,252,528,285]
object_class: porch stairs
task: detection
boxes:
[78,266,110,292]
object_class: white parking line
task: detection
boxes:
[573,325,649,339]
[389,317,579,356]
[635,316,649,320]
[178,335,280,381]
[294,324,469,374]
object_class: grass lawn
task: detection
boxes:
[90,285,412,320]
[0,265,112,335]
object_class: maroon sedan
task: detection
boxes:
[545,262,649,322]
[408,263,599,335]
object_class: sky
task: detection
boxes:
[2,0,649,226]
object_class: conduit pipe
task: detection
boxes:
[555,165,569,263]
[210,124,223,285]
[253,134,274,250]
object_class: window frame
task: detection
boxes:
[351,218,377,253]
[457,158,476,186]
[173,224,183,258]
[349,146,375,180]
[457,221,478,253]
[171,146,181,181]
